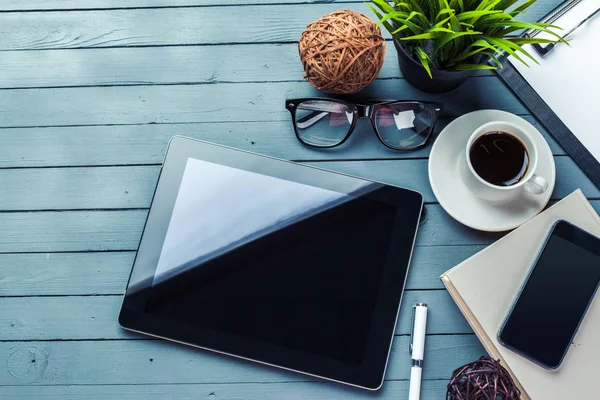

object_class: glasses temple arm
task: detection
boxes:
[295,111,329,129]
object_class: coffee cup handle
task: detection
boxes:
[524,174,548,195]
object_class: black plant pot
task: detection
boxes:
[394,39,474,94]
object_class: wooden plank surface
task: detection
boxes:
[0,199,595,252]
[0,290,470,341]
[0,2,560,50]
[0,210,147,252]
[0,381,450,400]
[0,3,561,52]
[0,4,367,50]
[0,157,597,211]
[0,79,527,128]
[0,252,136,296]
[0,0,360,10]
[0,115,563,167]
[0,0,560,18]
[0,246,484,296]
[2,201,599,253]
[0,43,492,89]
[0,335,484,385]
[0,0,579,397]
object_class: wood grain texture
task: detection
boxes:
[0,380,450,400]
[0,1,562,50]
[0,0,569,396]
[0,44,307,88]
[0,115,563,168]
[0,335,484,385]
[0,43,495,89]
[0,210,147,252]
[3,201,599,253]
[0,0,360,11]
[0,4,366,50]
[0,166,160,210]
[0,252,135,296]
[0,79,527,128]
[0,290,470,341]
[0,0,561,18]
[0,157,596,211]
[419,200,600,246]
[0,246,481,296]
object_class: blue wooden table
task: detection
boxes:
[1,0,598,398]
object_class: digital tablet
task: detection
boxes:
[119,136,423,390]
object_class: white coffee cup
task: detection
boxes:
[463,121,548,204]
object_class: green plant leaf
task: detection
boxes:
[389,13,426,35]
[451,43,492,62]
[400,32,439,40]
[376,11,410,26]
[495,0,520,9]
[369,0,565,71]
[484,38,526,64]
[450,0,464,10]
[408,10,432,26]
[392,0,411,8]
[428,26,455,34]
[392,24,410,34]
[442,0,466,58]
[485,20,566,43]
[509,37,561,45]
[492,26,523,37]
[415,46,433,78]
[487,52,503,68]
[471,0,500,12]
[510,0,537,17]
[485,20,559,31]
[434,13,457,28]
[372,0,396,14]
[457,10,501,21]
[454,63,497,70]
[486,36,537,66]
[434,30,482,52]
[450,38,497,62]
[404,0,425,14]
[367,4,396,35]
[477,12,515,23]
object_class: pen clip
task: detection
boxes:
[409,305,416,354]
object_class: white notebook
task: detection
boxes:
[441,190,600,399]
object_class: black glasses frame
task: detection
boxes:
[286,98,443,151]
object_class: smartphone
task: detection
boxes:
[498,220,600,369]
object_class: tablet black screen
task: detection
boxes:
[120,138,424,389]
[145,158,397,364]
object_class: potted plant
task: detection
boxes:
[369,0,565,93]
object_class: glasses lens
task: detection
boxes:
[294,100,354,147]
[374,103,434,149]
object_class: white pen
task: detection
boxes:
[409,303,428,400]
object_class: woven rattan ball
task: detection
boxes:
[298,10,386,94]
[447,357,521,400]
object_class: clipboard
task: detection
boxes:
[496,0,600,189]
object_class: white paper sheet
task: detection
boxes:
[508,0,600,162]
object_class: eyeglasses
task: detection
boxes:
[286,98,443,150]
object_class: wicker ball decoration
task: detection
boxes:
[298,10,386,94]
[447,357,521,400]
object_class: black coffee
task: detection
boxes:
[469,131,529,186]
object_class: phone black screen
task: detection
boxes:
[499,221,600,368]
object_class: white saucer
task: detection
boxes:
[428,110,556,232]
